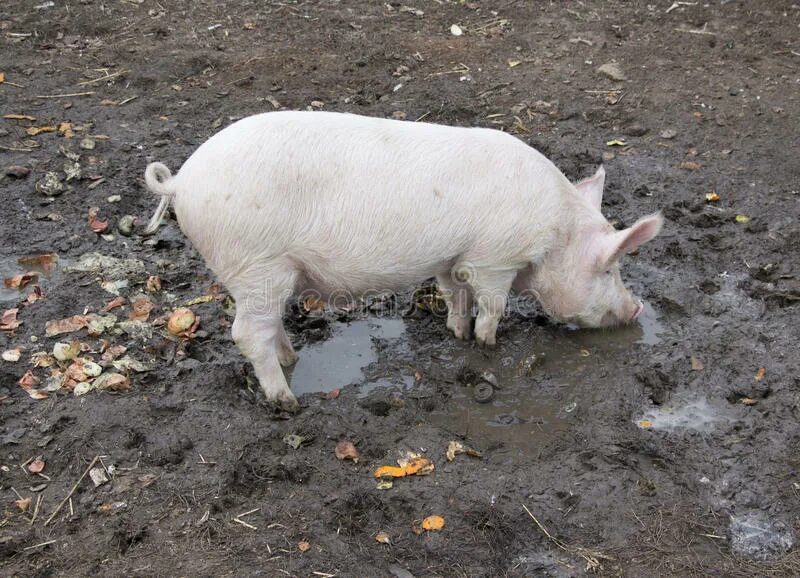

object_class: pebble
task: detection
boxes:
[118,214,136,236]
[473,382,494,403]
[35,172,64,196]
[597,62,626,81]
[5,165,30,178]
[625,124,648,137]
[659,128,678,139]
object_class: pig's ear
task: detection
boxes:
[574,165,605,211]
[602,213,663,266]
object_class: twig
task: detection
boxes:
[237,507,260,518]
[23,539,56,551]
[673,26,716,36]
[30,495,42,526]
[44,455,99,526]
[0,145,34,152]
[10,487,24,500]
[522,504,612,571]
[78,69,129,86]
[233,517,257,530]
[35,91,96,99]
[117,95,138,105]
[700,533,725,539]
[3,81,25,88]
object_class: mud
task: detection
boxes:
[2,1,800,576]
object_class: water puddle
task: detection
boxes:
[288,318,405,395]
[290,302,665,452]
[0,254,63,303]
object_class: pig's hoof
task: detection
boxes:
[279,396,300,413]
[447,316,472,340]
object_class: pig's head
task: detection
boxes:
[529,166,662,328]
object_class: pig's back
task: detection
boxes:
[171,111,567,291]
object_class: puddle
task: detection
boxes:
[288,318,405,395]
[0,254,64,303]
[636,397,732,433]
[289,302,665,451]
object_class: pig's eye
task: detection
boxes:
[604,270,612,276]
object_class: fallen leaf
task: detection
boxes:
[2,348,21,362]
[508,58,521,68]
[53,341,81,361]
[303,296,325,312]
[88,207,108,233]
[739,397,758,406]
[58,122,74,138]
[100,345,127,364]
[376,479,393,490]
[93,372,130,392]
[4,114,36,121]
[375,531,391,544]
[327,388,341,399]
[421,515,445,531]
[446,441,482,462]
[298,541,310,552]
[19,370,40,389]
[18,254,58,274]
[28,458,45,473]
[735,214,751,224]
[26,125,58,136]
[25,286,44,304]
[373,465,407,479]
[690,357,704,371]
[638,419,653,428]
[705,192,720,202]
[129,298,154,322]
[167,308,196,336]
[1,308,21,331]
[679,161,701,171]
[45,315,88,337]
[27,389,49,400]
[146,275,162,292]
[4,272,38,290]
[754,367,765,381]
[184,294,213,306]
[15,497,32,513]
[102,296,126,313]
[31,352,56,367]
[335,440,359,462]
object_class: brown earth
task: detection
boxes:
[1,1,800,576]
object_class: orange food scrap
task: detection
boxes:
[421,515,445,531]
[754,367,765,381]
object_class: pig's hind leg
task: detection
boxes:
[436,272,473,340]
[467,268,517,348]
[229,267,299,411]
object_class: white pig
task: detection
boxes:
[144,111,661,409]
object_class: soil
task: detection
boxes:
[2,1,800,576]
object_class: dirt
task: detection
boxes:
[2,1,800,576]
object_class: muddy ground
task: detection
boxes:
[2,1,800,576]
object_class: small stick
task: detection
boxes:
[673,27,716,36]
[78,69,129,86]
[4,81,25,88]
[233,517,257,530]
[237,507,260,518]
[69,497,74,516]
[10,487,24,500]
[44,455,99,526]
[30,494,42,526]
[117,95,138,105]
[35,91,96,99]
[23,539,56,551]
[0,145,34,152]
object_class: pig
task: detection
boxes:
[143,111,662,410]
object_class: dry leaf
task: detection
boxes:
[334,440,359,462]
[28,458,45,473]
[101,345,127,364]
[1,308,21,331]
[26,125,58,136]
[45,314,88,337]
[446,441,482,462]
[27,389,49,400]
[19,370,40,389]
[167,308,196,336]
[421,515,445,531]
[298,541,310,552]
[26,286,44,304]
[58,122,74,138]
[705,192,720,202]
[4,272,38,290]
[735,214,750,223]
[679,161,701,171]
[690,357,704,371]
[327,388,341,399]
[739,397,758,406]
[102,296,126,312]
[4,114,36,121]
[638,419,653,428]
[130,298,154,322]
[754,367,765,381]
[303,296,325,312]
[15,497,31,513]
[375,531,391,544]
[88,207,108,233]
[146,275,162,292]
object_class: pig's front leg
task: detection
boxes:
[231,313,298,411]
[469,268,517,348]
[436,273,473,340]
[277,324,298,366]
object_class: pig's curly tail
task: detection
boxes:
[143,162,176,235]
